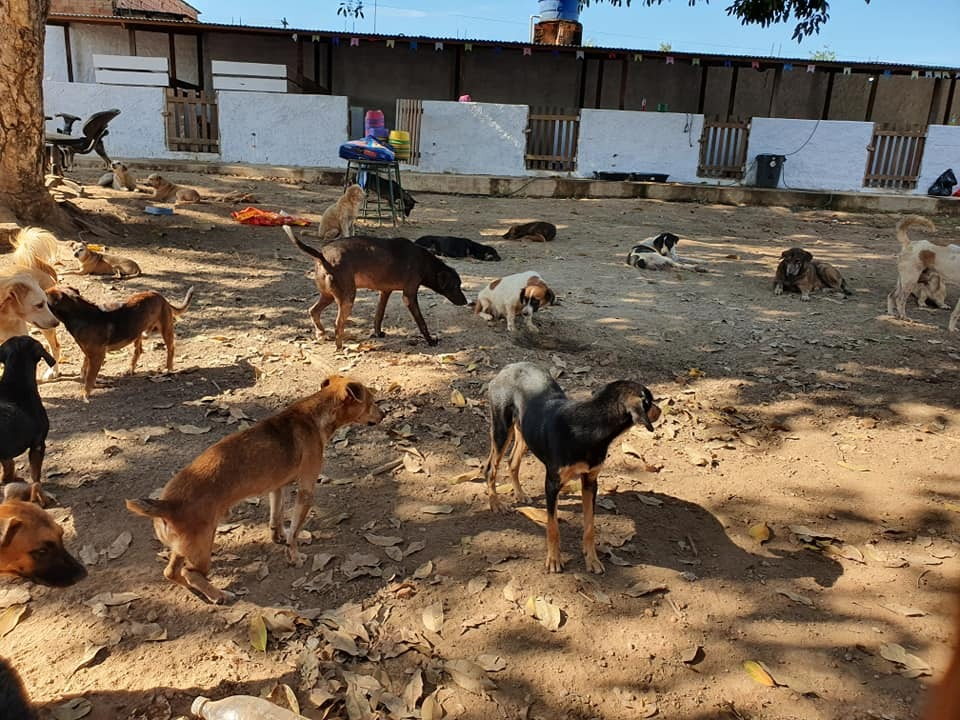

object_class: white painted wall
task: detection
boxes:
[915,125,960,196]
[418,101,528,176]
[44,26,69,82]
[745,118,874,192]
[43,81,213,161]
[576,110,704,183]
[218,92,347,167]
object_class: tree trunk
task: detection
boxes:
[0,0,57,224]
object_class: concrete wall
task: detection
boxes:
[745,118,874,192]
[44,26,69,82]
[461,47,581,108]
[577,110,703,183]
[218,91,347,167]
[915,125,960,196]
[418,101,528,176]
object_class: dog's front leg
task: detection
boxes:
[581,470,604,574]
[27,444,45,507]
[1,458,16,484]
[269,487,285,544]
[773,282,784,296]
[372,291,391,338]
[285,475,317,567]
[402,290,437,345]
[948,300,960,332]
[544,470,563,573]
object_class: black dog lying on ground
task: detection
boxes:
[362,174,417,217]
[415,236,501,261]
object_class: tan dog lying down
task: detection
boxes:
[145,173,201,204]
[70,242,141,278]
[126,376,384,604]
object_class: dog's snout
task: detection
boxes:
[647,403,662,424]
[366,403,385,425]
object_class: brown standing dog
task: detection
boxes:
[125,376,384,604]
[70,241,141,278]
[0,500,87,586]
[925,584,960,720]
[46,286,193,401]
[145,173,201,204]
[773,247,851,301]
[283,226,468,349]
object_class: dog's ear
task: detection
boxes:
[545,288,557,306]
[344,381,365,403]
[519,287,529,303]
[629,390,658,432]
[801,250,813,262]
[321,377,331,389]
[0,516,23,548]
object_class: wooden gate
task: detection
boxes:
[394,98,423,166]
[525,106,580,172]
[698,118,750,179]
[863,124,927,190]
[164,88,219,153]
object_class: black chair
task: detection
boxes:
[45,108,121,173]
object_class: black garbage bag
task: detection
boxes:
[928,168,957,197]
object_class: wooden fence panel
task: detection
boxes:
[394,98,423,166]
[525,106,580,172]
[165,88,219,153]
[864,124,927,190]
[698,119,750,179]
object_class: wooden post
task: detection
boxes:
[168,32,177,86]
[63,24,74,82]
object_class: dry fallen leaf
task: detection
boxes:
[516,506,549,526]
[880,603,927,618]
[0,604,27,637]
[422,602,444,634]
[525,596,562,631]
[249,614,268,652]
[79,544,99,566]
[743,660,778,687]
[450,389,467,407]
[384,546,404,562]
[403,668,424,711]
[477,653,508,672]
[413,560,433,580]
[467,575,489,595]
[105,531,132,560]
[880,643,932,677]
[624,582,668,598]
[176,424,212,435]
[52,697,92,720]
[421,504,455,515]
[0,586,31,608]
[749,522,772,544]
[445,658,496,694]
[84,592,140,607]
[421,691,441,720]
[72,644,108,674]
[460,613,498,634]
[402,453,424,474]
[777,589,815,608]
[364,533,403,547]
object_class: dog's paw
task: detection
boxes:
[370,330,386,338]
[426,337,439,346]
[212,589,236,605]
[545,554,564,574]
[773,286,783,296]
[285,547,307,567]
[800,294,811,302]
[488,494,508,513]
[584,553,605,575]
[514,490,530,504]
[41,364,60,382]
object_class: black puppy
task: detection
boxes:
[0,657,36,720]
[483,362,660,574]
[415,236,501,261]
[0,336,56,504]
[363,174,417,217]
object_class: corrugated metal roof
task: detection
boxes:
[47,12,959,72]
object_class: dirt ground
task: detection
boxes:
[4,169,960,720]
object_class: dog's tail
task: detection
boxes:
[169,286,194,315]
[896,215,936,250]
[283,225,336,275]
[126,497,177,519]
[12,227,60,284]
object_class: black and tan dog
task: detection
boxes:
[415,235,501,261]
[502,221,557,243]
[46,285,193,401]
[0,500,87,586]
[0,337,57,505]
[126,376,383,604]
[284,226,468,348]
[483,362,660,574]
[70,241,141,278]
[774,247,851,301]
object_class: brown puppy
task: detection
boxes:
[502,221,557,242]
[69,241,141,278]
[145,173,201,204]
[0,500,86,586]
[283,226,468,349]
[46,286,194,401]
[126,376,384,604]
[773,247,851,301]
[314,184,364,240]
[914,268,949,309]
[97,161,137,191]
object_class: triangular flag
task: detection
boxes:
[311,34,320,42]
[924,70,933,78]
[634,53,643,62]
[911,70,919,79]
[410,41,418,51]
[576,50,584,60]
[494,46,502,54]
[843,67,852,75]
[608,52,616,59]
[523,47,532,56]
[350,37,359,47]
[783,63,793,71]
[807,64,815,73]
[691,58,700,66]
[883,69,892,77]
[751,60,760,69]
[434,41,443,51]
[552,49,560,57]
[332,37,340,46]
[385,39,395,48]
[723,60,732,67]
[464,43,472,52]
[665,56,675,64]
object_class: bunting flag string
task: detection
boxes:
[634,53,643,62]
[435,42,443,51]
[806,64,815,73]
[385,39,395,48]
[842,67,851,75]
[751,60,760,69]
[464,43,472,52]
[723,60,732,67]
[409,40,417,51]
[349,37,359,47]
[608,52,617,59]
[523,47,532,56]
[911,70,919,79]
[576,50,584,60]
[691,58,700,66]
[783,63,793,71]
[665,56,675,64]
[883,69,892,77]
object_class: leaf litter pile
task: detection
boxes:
[5,173,960,720]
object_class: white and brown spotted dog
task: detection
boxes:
[627,232,704,272]
[475,271,556,332]
[888,215,960,329]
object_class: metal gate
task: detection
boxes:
[525,106,580,172]
[863,124,927,190]
[394,98,423,166]
[698,118,750,180]
[164,88,219,153]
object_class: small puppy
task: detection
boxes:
[363,174,417,217]
[502,221,557,242]
[475,271,556,331]
[0,337,57,505]
[70,241,141,278]
[126,376,383,604]
[46,285,194,401]
[887,215,960,330]
[627,232,704,271]
[483,362,660,573]
[285,226,468,348]
[0,499,87,586]
[316,184,365,240]
[97,161,137,191]
[892,216,949,310]
[145,173,201,204]
[415,235,501,261]
[774,247,851,301]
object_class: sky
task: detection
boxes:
[188,1,960,67]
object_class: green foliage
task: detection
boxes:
[658,41,672,52]
[576,0,871,41]
[810,46,837,61]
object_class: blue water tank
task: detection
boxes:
[539,0,579,22]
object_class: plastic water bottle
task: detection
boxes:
[191,695,306,720]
